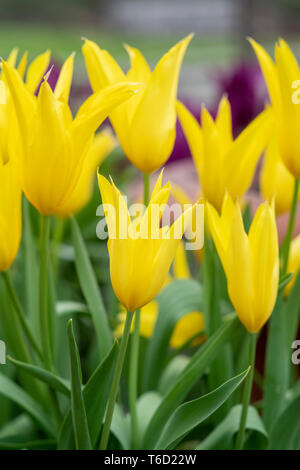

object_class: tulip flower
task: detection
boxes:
[82,35,192,173]
[0,48,50,164]
[207,193,279,333]
[285,234,300,296]
[1,57,139,215]
[0,159,21,271]
[250,38,300,179]
[115,242,204,348]
[177,96,272,212]
[56,130,116,217]
[98,171,196,312]
[260,131,300,215]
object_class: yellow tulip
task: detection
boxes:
[0,48,50,164]
[250,38,300,179]
[207,194,279,333]
[0,159,21,271]
[82,35,192,173]
[177,97,272,212]
[2,57,139,215]
[285,235,300,295]
[260,131,300,215]
[115,242,204,348]
[56,130,116,217]
[98,171,197,311]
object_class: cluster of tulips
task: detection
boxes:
[0,33,299,451]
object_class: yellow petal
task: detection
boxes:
[82,38,125,91]
[17,51,28,79]
[249,38,281,111]
[170,311,205,349]
[176,100,203,181]
[223,107,273,198]
[260,132,297,214]
[128,34,193,172]
[227,203,254,332]
[173,241,190,279]
[248,203,279,331]
[54,53,74,103]
[286,234,300,295]
[215,95,233,151]
[25,50,51,94]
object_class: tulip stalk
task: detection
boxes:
[39,215,53,371]
[235,332,257,450]
[281,178,300,275]
[129,309,140,449]
[100,310,134,450]
[2,271,43,361]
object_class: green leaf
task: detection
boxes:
[58,339,118,449]
[285,271,300,348]
[143,279,203,391]
[71,216,112,360]
[142,314,243,449]
[203,235,234,421]
[263,294,289,431]
[7,355,70,396]
[56,301,90,317]
[22,198,39,338]
[196,404,268,450]
[0,373,55,436]
[155,368,249,449]
[110,403,130,450]
[67,319,91,450]
[0,438,56,450]
[269,395,300,449]
[278,272,294,293]
[137,392,162,443]
[158,355,190,396]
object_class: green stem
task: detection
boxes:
[143,173,150,207]
[39,215,52,370]
[99,310,134,450]
[129,309,140,449]
[2,271,43,361]
[235,332,257,450]
[281,178,299,275]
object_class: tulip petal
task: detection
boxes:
[227,203,254,332]
[54,53,74,103]
[173,241,190,279]
[25,50,51,94]
[128,34,193,172]
[249,203,279,331]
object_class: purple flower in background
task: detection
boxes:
[214,62,266,136]
[169,61,267,162]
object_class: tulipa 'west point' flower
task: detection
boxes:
[207,194,279,333]
[0,159,21,271]
[177,96,272,212]
[82,34,193,173]
[98,172,197,311]
[250,38,300,179]
[2,57,139,215]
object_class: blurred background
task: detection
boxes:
[2,0,300,110]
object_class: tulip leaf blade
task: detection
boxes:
[155,368,249,450]
[143,278,203,391]
[67,319,91,450]
[269,394,300,449]
[196,404,268,450]
[58,339,118,450]
[7,355,70,397]
[71,216,112,361]
[142,314,243,448]
[263,295,289,431]
[0,373,55,437]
